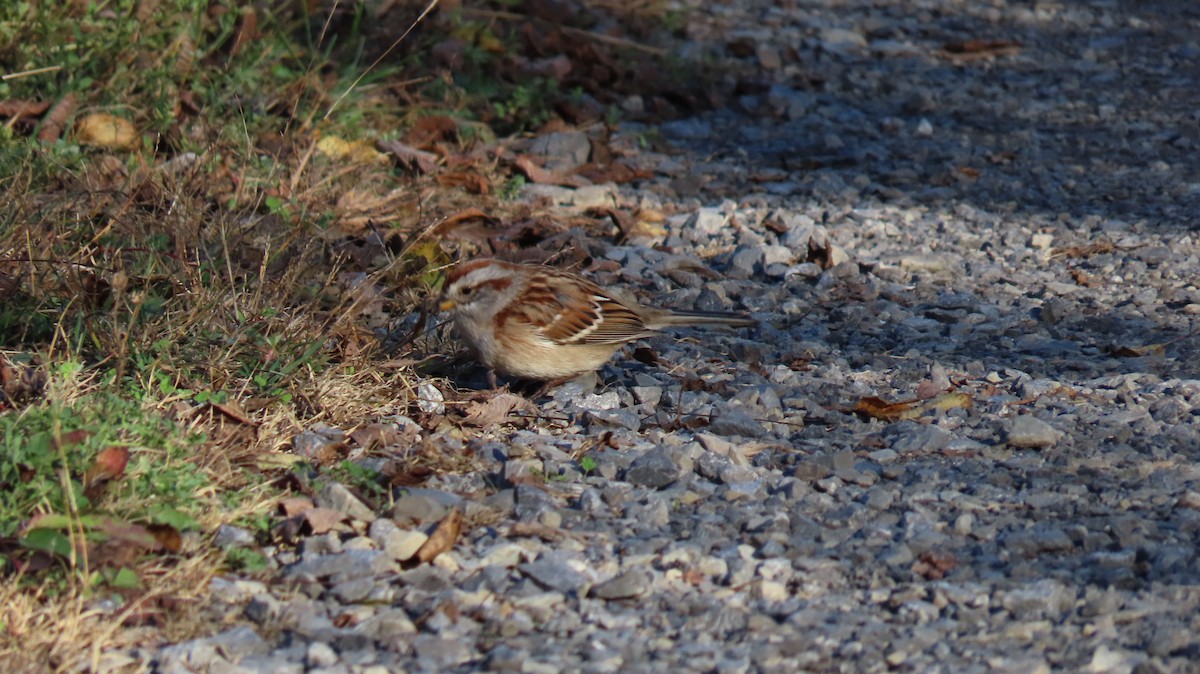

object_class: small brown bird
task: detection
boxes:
[439,258,757,381]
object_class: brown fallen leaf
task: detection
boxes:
[436,170,490,194]
[230,6,259,58]
[513,155,561,184]
[210,399,257,426]
[415,507,463,564]
[460,392,536,427]
[1051,238,1116,259]
[277,496,315,517]
[302,507,348,535]
[913,380,947,400]
[942,39,1022,55]
[913,550,957,580]
[573,161,652,185]
[83,446,131,500]
[405,114,460,147]
[376,139,440,174]
[1070,268,1101,287]
[38,93,76,142]
[1107,343,1167,358]
[0,100,50,119]
[853,392,973,421]
[147,523,183,553]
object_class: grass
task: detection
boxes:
[0,0,696,668]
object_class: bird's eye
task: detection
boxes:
[460,286,474,297]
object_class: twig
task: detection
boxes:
[2,65,62,81]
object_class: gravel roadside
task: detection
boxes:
[146,1,1200,673]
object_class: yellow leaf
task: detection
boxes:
[316,135,388,165]
[75,113,138,149]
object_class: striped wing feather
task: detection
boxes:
[518,270,655,346]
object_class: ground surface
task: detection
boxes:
[11,0,1200,673]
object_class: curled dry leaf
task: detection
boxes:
[277,496,315,517]
[315,135,389,165]
[302,507,349,535]
[0,100,50,119]
[941,39,1022,57]
[376,139,440,173]
[1051,238,1116,259]
[210,399,257,425]
[460,392,536,427]
[83,446,131,499]
[415,507,463,564]
[147,523,183,553]
[76,113,138,149]
[1107,343,1168,358]
[853,392,973,422]
[38,93,76,142]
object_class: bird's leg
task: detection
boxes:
[487,369,499,391]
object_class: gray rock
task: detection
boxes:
[624,447,683,489]
[318,481,376,523]
[707,406,766,438]
[306,642,339,668]
[527,130,591,171]
[586,408,643,431]
[412,635,474,669]
[209,626,270,663]
[888,424,953,454]
[285,549,395,581]
[244,593,281,625]
[213,524,256,549]
[589,568,652,600]
[519,555,589,594]
[514,484,558,522]
[1006,416,1061,449]
[389,492,448,524]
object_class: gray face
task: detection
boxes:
[443,266,513,322]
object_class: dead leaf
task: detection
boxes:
[460,393,536,427]
[913,550,957,580]
[278,496,315,517]
[301,507,348,535]
[415,508,463,564]
[405,115,460,148]
[38,93,75,142]
[316,135,388,165]
[1052,238,1116,259]
[0,100,50,119]
[210,399,257,425]
[914,380,947,400]
[942,39,1022,57]
[512,155,588,187]
[55,429,91,449]
[376,139,440,173]
[1107,343,1167,358]
[147,523,183,553]
[1070,268,1100,287]
[230,6,259,58]
[806,237,850,269]
[853,392,973,421]
[75,113,138,149]
[83,446,130,499]
[435,170,490,194]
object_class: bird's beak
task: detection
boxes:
[439,299,456,312]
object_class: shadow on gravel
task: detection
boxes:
[672,0,1200,233]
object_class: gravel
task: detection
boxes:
[142,0,1200,672]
